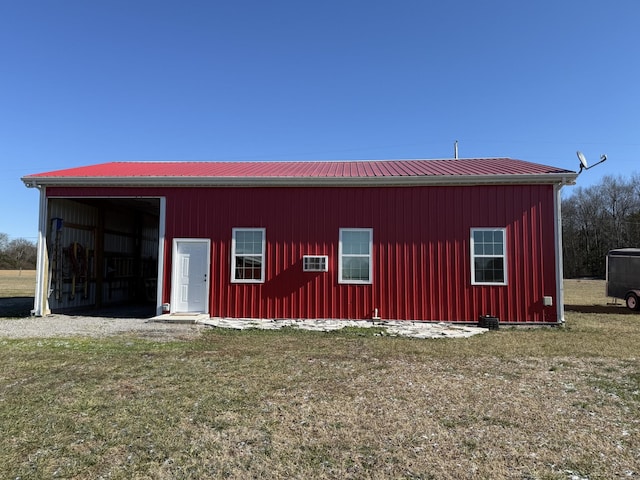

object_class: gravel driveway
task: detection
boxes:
[0,315,205,341]
[0,297,204,341]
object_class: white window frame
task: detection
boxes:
[231,228,266,284]
[303,255,329,272]
[470,227,507,286]
[338,228,373,285]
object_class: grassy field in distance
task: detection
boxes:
[0,270,35,298]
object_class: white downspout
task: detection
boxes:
[554,183,566,324]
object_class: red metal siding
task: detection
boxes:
[47,184,558,323]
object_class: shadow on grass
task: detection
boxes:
[0,297,34,318]
[565,304,638,315]
[0,297,155,319]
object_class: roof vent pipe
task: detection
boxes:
[454,140,459,159]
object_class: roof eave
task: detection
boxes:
[22,172,578,188]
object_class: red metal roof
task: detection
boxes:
[25,158,572,179]
[22,158,576,186]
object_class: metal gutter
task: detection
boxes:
[22,172,578,188]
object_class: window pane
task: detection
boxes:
[236,230,263,254]
[486,258,504,282]
[342,256,370,281]
[342,231,370,254]
[474,264,485,282]
[474,257,504,283]
[235,255,262,280]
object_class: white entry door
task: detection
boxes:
[171,239,210,314]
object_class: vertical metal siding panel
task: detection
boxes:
[461,187,473,321]
[519,185,532,322]
[408,188,418,319]
[393,189,403,319]
[520,186,532,321]
[411,188,419,319]
[438,186,451,320]
[537,187,547,321]
[444,188,454,321]
[371,188,384,318]
[497,186,510,321]
[217,189,230,319]
[362,188,374,319]
[543,185,558,322]
[448,187,459,321]
[544,186,556,322]
[469,186,483,319]
[526,185,540,322]
[389,190,396,319]
[427,187,439,320]
[506,185,519,322]
[529,186,541,322]
[452,187,465,321]
[374,189,395,319]
[416,188,427,320]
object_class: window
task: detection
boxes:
[339,228,373,284]
[231,228,265,283]
[303,255,328,272]
[471,228,507,285]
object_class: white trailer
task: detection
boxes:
[606,248,640,311]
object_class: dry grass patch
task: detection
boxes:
[0,270,35,298]
[1,278,639,478]
[0,270,35,317]
[563,279,634,315]
[1,318,639,480]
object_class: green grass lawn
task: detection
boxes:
[1,314,639,479]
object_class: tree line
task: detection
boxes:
[0,233,37,270]
[562,173,640,278]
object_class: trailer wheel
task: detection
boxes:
[626,292,640,311]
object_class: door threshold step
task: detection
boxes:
[150,313,210,324]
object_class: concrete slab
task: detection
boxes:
[151,313,210,324]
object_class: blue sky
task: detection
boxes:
[2,1,639,241]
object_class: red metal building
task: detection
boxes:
[22,158,577,324]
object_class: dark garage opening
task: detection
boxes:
[46,197,161,318]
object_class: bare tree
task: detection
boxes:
[599,175,639,247]
[562,173,640,278]
[0,234,37,270]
